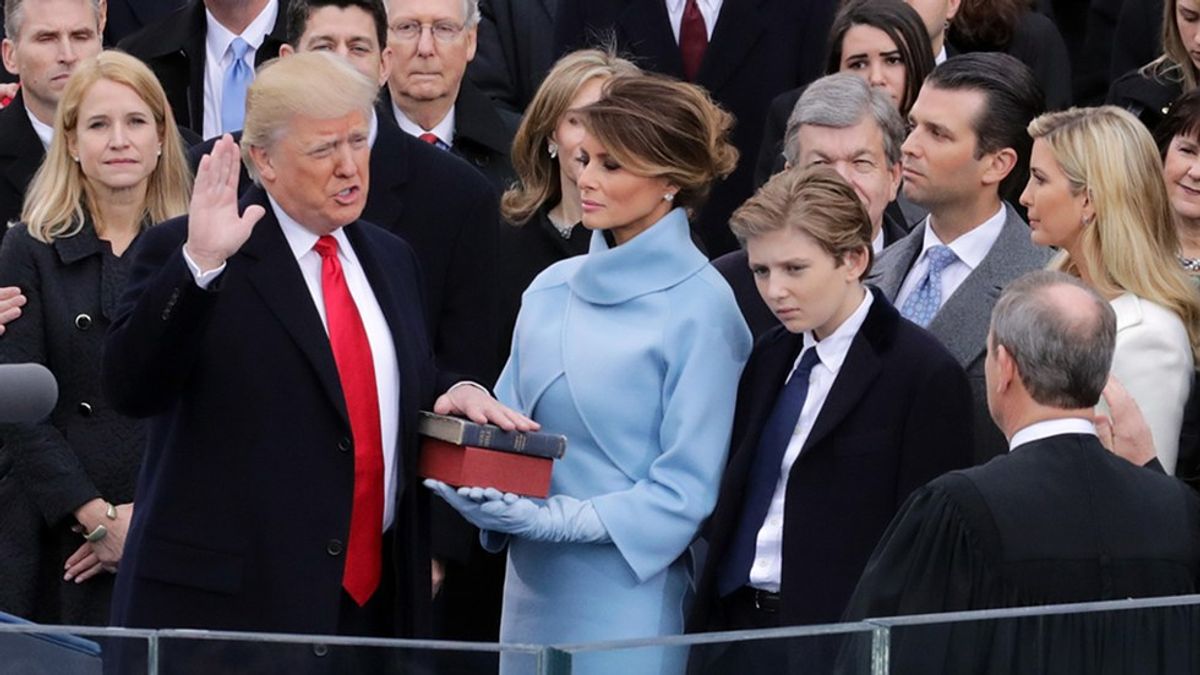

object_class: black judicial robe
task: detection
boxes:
[843,433,1200,674]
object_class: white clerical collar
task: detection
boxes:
[392,99,455,147]
[25,104,53,149]
[1008,417,1097,452]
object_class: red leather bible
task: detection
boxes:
[418,438,554,498]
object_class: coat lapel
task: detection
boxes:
[868,224,923,301]
[0,93,44,201]
[725,328,801,489]
[238,189,350,426]
[616,0,684,77]
[698,0,768,93]
[799,291,891,454]
[363,120,409,227]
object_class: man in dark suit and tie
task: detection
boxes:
[845,270,1200,673]
[119,0,287,136]
[466,0,557,113]
[0,0,103,237]
[714,74,910,338]
[688,168,974,672]
[383,0,519,195]
[103,53,532,669]
[101,0,189,45]
[554,0,840,257]
[869,53,1052,465]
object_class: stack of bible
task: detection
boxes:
[417,412,567,497]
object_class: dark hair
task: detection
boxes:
[948,0,1034,51]
[990,270,1116,409]
[925,52,1045,202]
[1156,89,1200,158]
[286,0,388,52]
[824,0,935,115]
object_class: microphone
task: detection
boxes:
[0,364,58,423]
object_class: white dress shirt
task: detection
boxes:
[935,45,948,65]
[871,227,884,256]
[894,205,1006,312]
[749,289,874,591]
[665,0,722,42]
[1009,418,1097,452]
[393,100,456,147]
[202,0,279,138]
[183,197,402,531]
[24,105,53,149]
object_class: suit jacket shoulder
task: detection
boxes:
[0,93,44,238]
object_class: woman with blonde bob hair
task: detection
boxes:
[496,48,638,362]
[1020,105,1200,474]
[431,73,750,674]
[0,49,191,624]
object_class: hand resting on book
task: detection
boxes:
[425,480,610,544]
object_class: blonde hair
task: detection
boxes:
[730,166,874,278]
[1145,0,1198,93]
[578,72,738,215]
[1028,106,1200,359]
[501,49,639,225]
[240,52,379,183]
[21,50,192,243]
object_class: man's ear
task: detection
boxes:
[981,147,1018,188]
[279,43,296,58]
[1,39,18,78]
[994,343,1017,394]
[248,144,276,185]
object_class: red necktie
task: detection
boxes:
[680,0,707,81]
[419,132,442,147]
[314,235,384,607]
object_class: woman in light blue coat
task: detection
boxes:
[429,73,752,674]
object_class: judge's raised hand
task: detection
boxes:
[184,134,265,272]
[434,383,539,432]
[1096,376,1158,468]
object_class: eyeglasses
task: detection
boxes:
[389,20,466,43]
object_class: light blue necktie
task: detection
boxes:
[220,37,253,134]
[900,245,958,328]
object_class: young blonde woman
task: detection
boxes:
[0,50,191,624]
[1020,105,1200,473]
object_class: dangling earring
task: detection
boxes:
[548,141,558,159]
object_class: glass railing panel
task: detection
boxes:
[0,623,155,675]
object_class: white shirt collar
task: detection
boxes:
[367,108,379,148]
[919,203,1006,271]
[796,288,874,378]
[664,0,721,13]
[24,104,53,149]
[392,100,455,146]
[268,192,354,264]
[935,45,948,65]
[1009,418,1098,452]
[205,0,279,65]
[871,227,885,255]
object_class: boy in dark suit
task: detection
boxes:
[689,167,974,671]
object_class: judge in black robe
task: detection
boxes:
[842,271,1200,675]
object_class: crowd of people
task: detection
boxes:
[0,0,1199,673]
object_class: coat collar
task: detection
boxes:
[53,219,109,265]
[568,208,708,305]
[0,91,45,195]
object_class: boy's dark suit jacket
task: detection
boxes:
[689,287,975,636]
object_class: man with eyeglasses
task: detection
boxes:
[384,0,518,195]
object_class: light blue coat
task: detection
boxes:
[490,208,752,674]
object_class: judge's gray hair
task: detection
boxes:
[782,74,905,168]
[240,53,379,184]
[990,270,1116,409]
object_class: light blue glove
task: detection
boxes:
[424,480,610,544]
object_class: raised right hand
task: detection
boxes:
[184,135,266,272]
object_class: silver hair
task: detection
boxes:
[782,74,905,168]
[385,0,478,28]
[4,0,103,40]
[990,270,1116,409]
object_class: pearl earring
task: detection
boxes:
[72,156,79,162]
[664,192,675,202]
[548,141,558,159]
